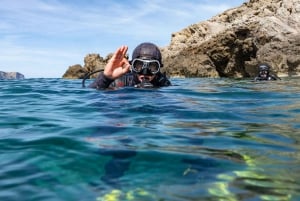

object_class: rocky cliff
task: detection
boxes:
[0,71,25,79]
[63,0,300,79]
[162,0,300,78]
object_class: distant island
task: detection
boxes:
[0,71,25,79]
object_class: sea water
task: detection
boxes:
[1,77,300,201]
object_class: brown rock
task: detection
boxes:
[62,64,87,79]
[83,54,106,75]
[63,54,107,79]
[162,0,300,78]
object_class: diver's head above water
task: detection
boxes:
[258,63,270,79]
[254,63,279,81]
[130,42,164,86]
[88,42,171,89]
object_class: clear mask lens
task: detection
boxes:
[131,59,160,74]
[260,70,268,75]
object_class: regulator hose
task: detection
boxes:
[82,69,104,88]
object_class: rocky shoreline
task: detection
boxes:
[0,71,25,80]
[63,0,300,79]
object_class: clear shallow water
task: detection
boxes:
[1,77,300,201]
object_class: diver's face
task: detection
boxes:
[137,74,155,82]
[131,58,160,83]
[259,70,268,78]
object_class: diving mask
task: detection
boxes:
[131,58,160,75]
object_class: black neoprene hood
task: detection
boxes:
[258,63,270,71]
[132,42,163,66]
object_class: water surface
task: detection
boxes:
[1,78,300,201]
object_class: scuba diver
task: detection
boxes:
[254,63,280,81]
[87,43,171,197]
[88,42,171,89]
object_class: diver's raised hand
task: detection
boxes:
[103,45,131,80]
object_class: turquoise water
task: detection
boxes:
[1,78,300,201]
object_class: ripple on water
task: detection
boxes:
[1,78,300,200]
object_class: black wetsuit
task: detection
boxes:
[254,74,278,81]
[89,71,171,89]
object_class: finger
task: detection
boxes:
[120,45,128,57]
[111,46,124,61]
[115,45,128,60]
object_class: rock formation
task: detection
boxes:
[0,71,25,79]
[63,0,300,79]
[162,0,300,78]
[62,53,112,79]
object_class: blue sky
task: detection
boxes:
[0,0,246,78]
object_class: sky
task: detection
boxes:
[0,0,247,78]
